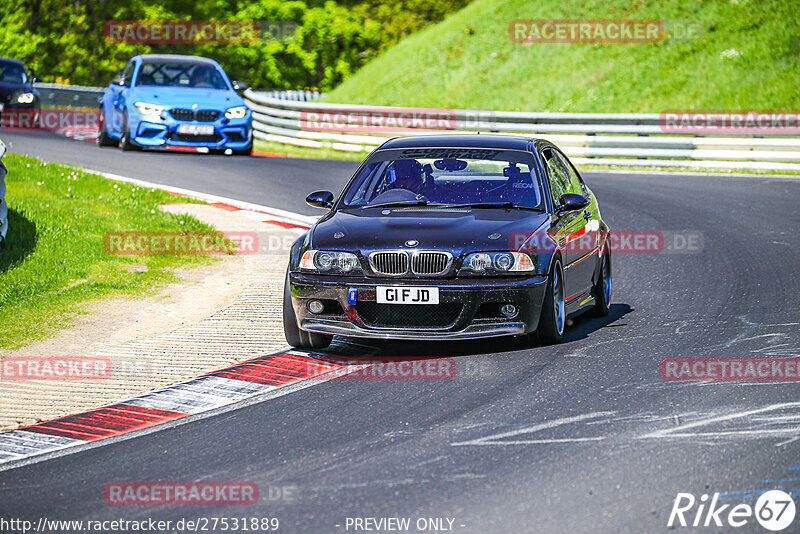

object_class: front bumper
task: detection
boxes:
[289,272,549,340]
[129,111,252,149]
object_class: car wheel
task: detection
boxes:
[119,112,139,151]
[97,108,116,147]
[536,259,565,344]
[283,271,333,349]
[592,250,611,316]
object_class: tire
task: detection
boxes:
[283,271,333,349]
[97,108,116,147]
[592,250,612,316]
[119,112,139,151]
[536,259,565,344]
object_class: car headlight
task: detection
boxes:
[460,252,534,274]
[16,92,35,104]
[299,250,362,274]
[134,102,164,116]
[224,106,248,119]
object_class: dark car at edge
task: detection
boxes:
[0,57,40,127]
[284,134,612,349]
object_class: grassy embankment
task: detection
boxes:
[0,154,220,351]
[257,0,800,174]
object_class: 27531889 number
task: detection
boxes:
[191,517,279,531]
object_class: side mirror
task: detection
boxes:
[557,193,589,213]
[306,190,334,209]
[111,76,124,86]
[232,80,249,92]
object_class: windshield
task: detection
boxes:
[0,61,29,84]
[341,149,544,210]
[135,62,228,89]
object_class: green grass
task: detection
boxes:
[255,140,368,161]
[324,0,800,112]
[0,154,220,352]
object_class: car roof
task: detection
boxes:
[0,57,26,67]
[378,134,541,151]
[135,54,220,66]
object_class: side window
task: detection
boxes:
[555,150,587,197]
[542,148,574,205]
[121,62,135,87]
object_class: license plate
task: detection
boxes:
[376,286,439,305]
[177,124,214,135]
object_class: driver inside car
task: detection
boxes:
[387,159,425,194]
[190,67,214,88]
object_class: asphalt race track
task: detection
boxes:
[0,132,359,216]
[2,132,800,532]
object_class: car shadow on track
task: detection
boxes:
[324,303,633,359]
[561,303,633,344]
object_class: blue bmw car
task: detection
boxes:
[99,54,252,155]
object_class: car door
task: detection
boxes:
[555,148,600,301]
[541,146,589,304]
[110,61,135,135]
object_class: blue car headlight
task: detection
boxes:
[460,252,534,275]
[299,250,362,274]
[134,102,164,116]
[224,106,248,119]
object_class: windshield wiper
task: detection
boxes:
[360,200,446,209]
[441,202,545,212]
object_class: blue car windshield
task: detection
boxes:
[0,61,29,84]
[342,149,545,210]
[135,62,228,90]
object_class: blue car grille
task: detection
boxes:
[167,132,222,143]
[169,109,220,122]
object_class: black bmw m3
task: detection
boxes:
[284,135,612,349]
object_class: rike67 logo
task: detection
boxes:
[668,490,796,531]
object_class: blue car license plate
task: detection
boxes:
[177,124,214,135]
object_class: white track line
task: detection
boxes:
[79,168,319,228]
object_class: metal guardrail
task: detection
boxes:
[0,139,8,242]
[34,82,104,108]
[243,89,800,172]
[21,83,800,172]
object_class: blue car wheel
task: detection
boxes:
[97,107,116,147]
[119,111,139,151]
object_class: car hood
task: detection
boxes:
[127,87,244,109]
[311,208,549,255]
[0,81,34,98]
